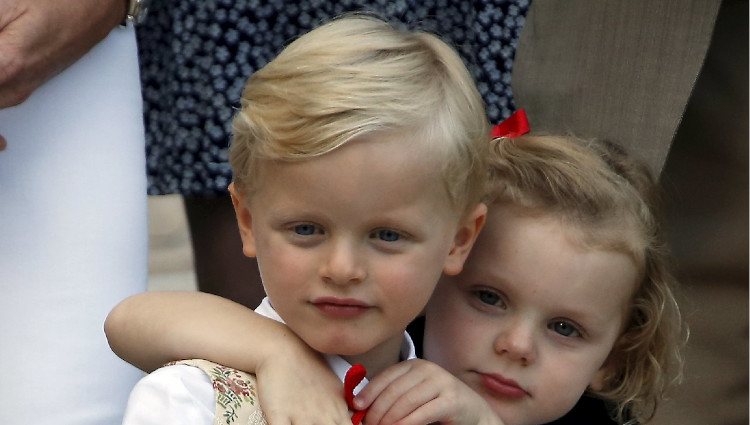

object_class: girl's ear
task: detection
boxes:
[589,365,609,392]
[443,203,487,276]
[228,182,258,258]
[589,349,620,392]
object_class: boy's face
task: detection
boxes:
[424,206,638,425]
[231,133,484,373]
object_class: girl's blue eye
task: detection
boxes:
[550,320,581,338]
[371,229,400,242]
[294,224,318,236]
[476,290,502,306]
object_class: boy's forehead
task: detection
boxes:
[247,138,453,214]
[254,133,442,180]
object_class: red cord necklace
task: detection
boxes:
[344,364,368,425]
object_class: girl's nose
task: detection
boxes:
[319,239,366,285]
[494,319,536,366]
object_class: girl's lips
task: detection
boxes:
[311,297,371,318]
[479,372,530,399]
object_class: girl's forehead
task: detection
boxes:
[470,206,640,296]
[484,203,644,260]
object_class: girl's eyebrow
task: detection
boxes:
[550,303,617,338]
[473,273,609,329]
[551,306,595,325]
[467,272,513,294]
[474,264,512,287]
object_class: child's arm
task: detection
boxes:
[355,359,505,425]
[105,291,294,373]
[105,291,351,425]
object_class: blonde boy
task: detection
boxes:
[117,15,490,425]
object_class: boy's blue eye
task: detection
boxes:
[294,224,318,236]
[371,229,400,242]
[550,320,581,338]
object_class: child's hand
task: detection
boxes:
[255,343,352,425]
[354,359,504,425]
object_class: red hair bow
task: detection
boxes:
[344,364,368,425]
[490,108,530,139]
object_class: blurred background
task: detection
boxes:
[145,1,747,424]
[653,1,748,423]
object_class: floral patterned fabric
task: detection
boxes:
[137,0,530,196]
[173,359,268,425]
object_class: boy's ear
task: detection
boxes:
[443,203,487,276]
[228,182,258,258]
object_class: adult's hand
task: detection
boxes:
[0,0,127,149]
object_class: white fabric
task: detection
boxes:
[123,297,416,425]
[121,366,216,424]
[0,26,147,424]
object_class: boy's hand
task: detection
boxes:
[355,359,504,425]
[255,343,352,425]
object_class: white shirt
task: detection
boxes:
[122,297,416,424]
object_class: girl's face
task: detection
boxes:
[424,206,638,425]
[231,132,484,377]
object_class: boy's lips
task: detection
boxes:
[311,297,371,318]
[478,372,530,399]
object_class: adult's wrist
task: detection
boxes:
[122,0,149,25]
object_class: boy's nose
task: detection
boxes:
[494,319,536,366]
[319,240,366,285]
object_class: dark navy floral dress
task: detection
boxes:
[137,0,530,196]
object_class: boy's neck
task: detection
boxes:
[341,331,407,378]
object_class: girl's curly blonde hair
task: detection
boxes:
[488,134,686,424]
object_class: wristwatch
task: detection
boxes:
[124,0,149,25]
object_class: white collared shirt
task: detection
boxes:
[122,297,416,425]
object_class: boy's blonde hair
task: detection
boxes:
[229,14,489,215]
[488,135,685,424]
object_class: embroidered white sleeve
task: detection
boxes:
[122,364,215,425]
